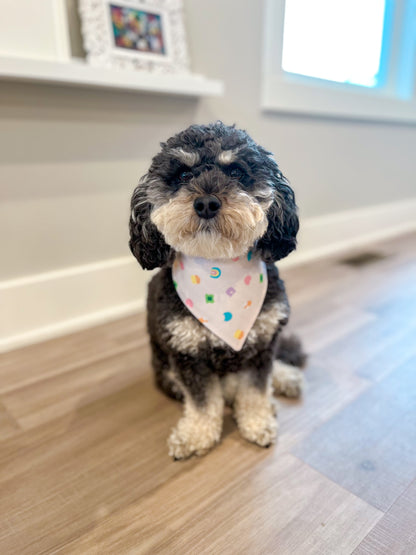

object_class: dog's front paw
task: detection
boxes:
[272,361,304,398]
[237,411,278,447]
[167,416,221,460]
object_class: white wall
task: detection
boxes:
[0,84,198,278]
[1,0,416,350]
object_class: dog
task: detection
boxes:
[129,122,306,459]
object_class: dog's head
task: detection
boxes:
[129,122,299,269]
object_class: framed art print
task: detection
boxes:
[79,0,189,73]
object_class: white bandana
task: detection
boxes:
[172,251,268,351]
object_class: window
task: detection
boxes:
[282,0,386,88]
[262,0,416,122]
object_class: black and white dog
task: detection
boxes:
[129,122,306,459]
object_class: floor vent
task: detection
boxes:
[339,251,387,267]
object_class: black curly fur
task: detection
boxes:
[257,181,299,262]
[129,184,172,270]
[276,334,307,368]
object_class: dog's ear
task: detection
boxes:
[257,176,299,263]
[129,179,171,270]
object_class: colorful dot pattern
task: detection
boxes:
[172,252,268,351]
[210,267,221,278]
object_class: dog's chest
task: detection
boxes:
[165,301,289,356]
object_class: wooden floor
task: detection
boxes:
[1,233,416,555]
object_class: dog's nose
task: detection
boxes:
[193,195,222,219]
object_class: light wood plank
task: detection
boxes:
[0,401,20,440]
[293,304,376,354]
[0,383,189,554]
[64,453,382,555]
[1,347,150,430]
[293,356,416,511]
[0,314,146,395]
[354,479,416,555]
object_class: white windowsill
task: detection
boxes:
[262,0,416,124]
[262,73,416,123]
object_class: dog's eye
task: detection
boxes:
[179,170,193,182]
[230,167,244,179]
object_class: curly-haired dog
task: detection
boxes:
[129,122,306,459]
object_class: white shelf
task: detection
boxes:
[0,56,224,97]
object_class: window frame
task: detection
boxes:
[261,0,416,123]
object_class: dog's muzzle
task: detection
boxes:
[193,195,222,219]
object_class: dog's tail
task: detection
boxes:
[276,334,307,368]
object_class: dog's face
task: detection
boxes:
[129,122,299,269]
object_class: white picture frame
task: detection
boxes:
[78,0,190,74]
[0,0,70,62]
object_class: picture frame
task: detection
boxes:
[0,0,70,62]
[78,0,190,74]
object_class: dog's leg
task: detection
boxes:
[221,374,239,406]
[167,357,224,460]
[168,380,224,459]
[234,370,278,447]
[272,360,304,398]
[151,340,184,401]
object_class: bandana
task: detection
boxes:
[172,251,268,351]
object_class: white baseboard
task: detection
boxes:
[1,197,416,352]
[0,257,148,353]
[280,197,416,269]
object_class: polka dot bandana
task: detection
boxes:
[172,251,268,351]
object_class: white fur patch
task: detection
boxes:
[272,361,303,398]
[217,149,239,165]
[234,372,277,446]
[150,188,268,260]
[169,148,200,167]
[247,302,289,345]
[166,316,206,355]
[221,374,239,405]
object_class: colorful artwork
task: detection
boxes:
[110,4,165,54]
